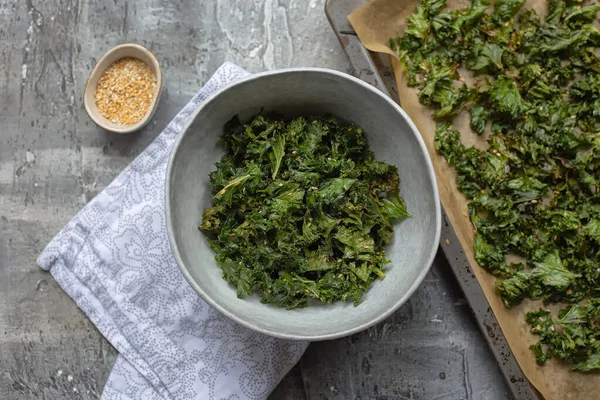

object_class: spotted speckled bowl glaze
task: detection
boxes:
[166,68,441,340]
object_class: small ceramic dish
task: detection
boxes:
[83,43,163,134]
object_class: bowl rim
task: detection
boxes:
[83,43,163,134]
[165,67,442,341]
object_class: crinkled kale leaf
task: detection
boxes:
[200,115,409,309]
[392,0,600,371]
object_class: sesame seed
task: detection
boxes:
[445,239,450,245]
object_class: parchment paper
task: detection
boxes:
[349,1,599,399]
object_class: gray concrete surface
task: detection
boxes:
[0,0,510,398]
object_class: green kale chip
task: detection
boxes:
[526,300,600,371]
[200,116,409,309]
[489,76,525,119]
[492,0,525,21]
[392,0,600,371]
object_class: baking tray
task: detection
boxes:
[325,0,541,399]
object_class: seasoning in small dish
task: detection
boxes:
[94,57,157,125]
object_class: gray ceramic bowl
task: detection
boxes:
[166,68,441,341]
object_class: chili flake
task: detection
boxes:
[94,57,156,125]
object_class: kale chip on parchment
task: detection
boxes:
[200,115,409,310]
[392,0,600,370]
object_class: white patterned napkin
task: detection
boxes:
[38,63,308,400]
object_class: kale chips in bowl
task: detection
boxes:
[166,68,440,340]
